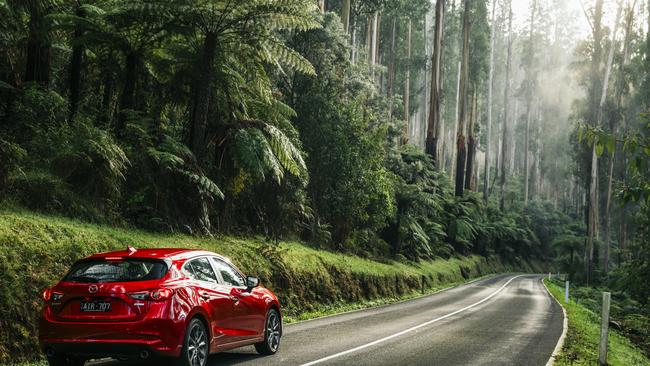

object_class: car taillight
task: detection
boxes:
[128,289,173,301]
[151,288,173,301]
[42,288,52,301]
[42,288,63,301]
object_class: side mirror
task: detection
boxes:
[246,276,260,292]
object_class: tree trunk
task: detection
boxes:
[450,60,462,179]
[455,0,471,197]
[604,1,633,274]
[351,19,358,63]
[116,51,139,134]
[483,0,497,201]
[24,4,51,86]
[366,17,372,63]
[524,104,531,206]
[524,0,537,208]
[588,0,605,126]
[68,6,85,120]
[388,17,397,120]
[101,69,114,127]
[369,13,379,72]
[500,0,513,211]
[375,15,381,69]
[341,0,350,33]
[190,32,218,162]
[426,0,445,166]
[465,91,477,190]
[585,0,604,285]
[402,18,412,145]
[587,1,621,283]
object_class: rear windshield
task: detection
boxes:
[64,259,168,283]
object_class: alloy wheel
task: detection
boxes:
[187,322,208,366]
[266,311,281,352]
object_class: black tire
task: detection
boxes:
[255,308,281,355]
[46,355,85,366]
[176,318,209,366]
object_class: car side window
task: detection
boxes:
[212,258,245,287]
[186,257,218,283]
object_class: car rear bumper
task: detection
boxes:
[41,341,175,359]
[39,311,183,358]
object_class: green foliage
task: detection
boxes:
[3,87,128,221]
[287,14,396,253]
[119,116,223,233]
[385,146,451,260]
[616,203,650,305]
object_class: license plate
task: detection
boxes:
[80,301,111,312]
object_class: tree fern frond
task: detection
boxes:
[255,13,320,32]
[181,171,224,199]
[260,37,316,75]
[263,124,306,176]
[147,147,185,171]
[79,4,105,16]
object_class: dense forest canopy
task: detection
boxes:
[0,0,649,306]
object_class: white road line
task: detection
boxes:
[541,278,568,366]
[300,274,526,366]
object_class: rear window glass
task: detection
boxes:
[64,259,168,283]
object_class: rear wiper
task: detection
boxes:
[65,275,100,283]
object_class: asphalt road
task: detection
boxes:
[96,274,565,366]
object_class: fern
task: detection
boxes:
[147,136,223,200]
[260,37,316,76]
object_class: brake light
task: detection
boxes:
[42,289,63,301]
[128,289,173,301]
[42,288,52,301]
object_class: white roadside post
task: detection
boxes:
[548,272,551,280]
[565,281,569,303]
[599,292,611,366]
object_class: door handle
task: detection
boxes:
[229,295,239,303]
[200,292,212,300]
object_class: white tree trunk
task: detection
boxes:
[588,0,622,280]
[524,0,537,208]
[403,18,412,144]
[499,0,513,210]
[483,0,498,201]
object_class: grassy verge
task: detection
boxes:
[544,279,650,366]
[0,209,539,364]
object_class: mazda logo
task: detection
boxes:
[88,285,98,294]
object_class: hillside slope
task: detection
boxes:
[0,210,540,364]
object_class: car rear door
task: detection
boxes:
[183,257,238,346]
[210,257,266,340]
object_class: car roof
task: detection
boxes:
[86,248,228,262]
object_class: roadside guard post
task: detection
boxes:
[599,292,611,366]
[565,281,569,302]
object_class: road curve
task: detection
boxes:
[95,274,564,366]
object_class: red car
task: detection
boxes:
[39,247,282,366]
